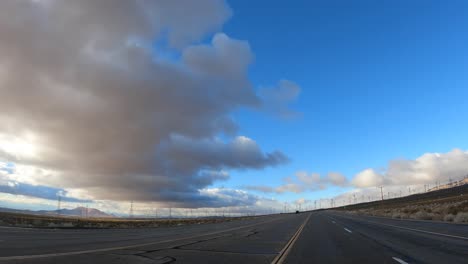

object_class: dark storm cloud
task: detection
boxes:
[0,0,296,206]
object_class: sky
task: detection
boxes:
[1,0,468,216]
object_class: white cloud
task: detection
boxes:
[328,172,348,186]
[352,149,468,188]
[259,79,301,118]
[330,149,468,207]
[385,149,468,185]
[246,171,348,194]
[246,149,468,197]
[352,169,384,188]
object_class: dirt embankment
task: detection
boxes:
[348,200,468,223]
[339,184,468,223]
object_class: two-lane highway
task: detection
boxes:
[0,211,467,263]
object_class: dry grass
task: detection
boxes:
[348,199,468,223]
[342,185,468,223]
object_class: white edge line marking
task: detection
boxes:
[271,213,311,264]
[344,228,352,233]
[336,214,468,241]
[392,257,409,264]
[0,217,284,261]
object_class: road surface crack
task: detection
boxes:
[121,234,231,261]
[245,230,259,237]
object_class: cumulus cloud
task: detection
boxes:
[327,172,348,186]
[246,171,348,194]
[0,0,295,207]
[259,80,301,118]
[352,149,468,188]
[352,169,384,188]
[161,135,288,173]
[197,188,258,208]
[246,149,468,197]
[326,149,468,207]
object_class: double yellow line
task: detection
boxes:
[271,213,312,264]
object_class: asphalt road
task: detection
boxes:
[0,211,467,263]
[285,212,468,264]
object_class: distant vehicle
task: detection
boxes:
[295,210,300,214]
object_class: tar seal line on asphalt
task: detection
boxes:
[0,217,285,261]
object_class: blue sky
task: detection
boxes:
[220,0,468,201]
[1,0,468,214]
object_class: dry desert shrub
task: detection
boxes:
[444,214,455,222]
[351,200,468,222]
[409,211,433,220]
[391,212,402,219]
[454,212,468,223]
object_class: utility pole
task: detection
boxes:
[388,192,390,199]
[353,194,356,204]
[86,203,89,218]
[129,201,134,218]
[379,186,384,201]
[408,187,411,195]
[169,207,172,219]
[424,184,427,192]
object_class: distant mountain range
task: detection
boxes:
[0,206,114,218]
